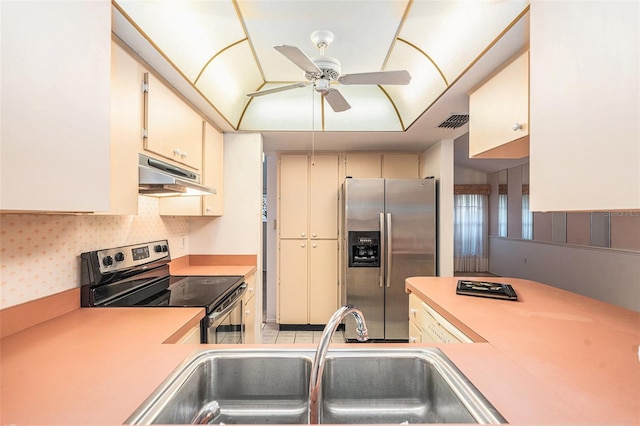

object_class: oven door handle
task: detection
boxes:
[206,284,247,328]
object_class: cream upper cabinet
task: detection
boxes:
[0,2,111,212]
[159,122,224,216]
[468,50,529,159]
[309,155,339,239]
[279,155,309,239]
[382,154,420,178]
[308,240,338,324]
[345,153,382,178]
[345,153,420,178]
[279,239,309,324]
[143,72,203,171]
[107,40,144,215]
[529,2,640,211]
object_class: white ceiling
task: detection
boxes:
[112,1,531,173]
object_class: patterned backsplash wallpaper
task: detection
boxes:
[0,197,189,309]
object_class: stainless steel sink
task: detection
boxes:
[318,349,505,424]
[125,348,505,424]
[126,351,312,424]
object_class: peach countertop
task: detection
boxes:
[2,274,638,425]
[406,276,640,425]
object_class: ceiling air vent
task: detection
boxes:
[438,114,469,129]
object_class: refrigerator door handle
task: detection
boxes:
[379,212,385,288]
[386,213,392,288]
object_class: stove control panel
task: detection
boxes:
[96,240,170,273]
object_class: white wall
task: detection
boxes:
[489,236,640,312]
[421,140,454,276]
[189,133,264,328]
[454,166,488,184]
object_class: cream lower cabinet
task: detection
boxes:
[243,272,256,344]
[279,239,338,325]
[409,294,473,344]
[345,153,420,178]
[159,122,224,216]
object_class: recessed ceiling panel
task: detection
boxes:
[399,0,528,84]
[240,84,321,131]
[116,0,245,81]
[196,41,263,127]
[384,41,448,128]
[237,0,409,82]
[323,85,402,131]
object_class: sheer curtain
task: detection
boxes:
[498,194,508,237]
[454,194,489,272]
[522,194,533,239]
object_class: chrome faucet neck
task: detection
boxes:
[308,304,368,424]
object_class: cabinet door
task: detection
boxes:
[243,293,256,344]
[279,239,309,324]
[202,122,224,216]
[345,153,381,178]
[469,51,529,159]
[310,154,339,239]
[280,155,309,239]
[144,72,203,170]
[409,320,422,344]
[309,240,338,324]
[382,154,420,178]
[108,41,143,215]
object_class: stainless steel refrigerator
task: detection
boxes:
[342,178,436,341]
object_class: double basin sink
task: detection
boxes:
[126,347,505,424]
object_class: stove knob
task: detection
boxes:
[154,245,162,253]
[102,255,114,267]
[114,252,125,262]
[161,245,169,252]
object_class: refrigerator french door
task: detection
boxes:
[343,178,436,341]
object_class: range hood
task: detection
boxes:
[139,154,216,196]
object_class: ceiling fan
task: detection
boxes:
[246,30,411,112]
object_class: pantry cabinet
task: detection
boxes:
[468,50,529,159]
[279,239,338,325]
[0,1,111,212]
[159,122,224,216]
[345,153,420,178]
[143,72,203,171]
[278,153,340,324]
[279,154,339,239]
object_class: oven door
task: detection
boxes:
[205,284,247,344]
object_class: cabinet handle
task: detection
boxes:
[173,148,181,156]
[312,243,317,248]
[301,232,306,237]
[312,233,317,237]
[301,243,306,248]
[410,336,417,343]
[410,308,418,317]
[512,122,523,131]
[181,151,188,159]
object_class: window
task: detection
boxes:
[454,194,489,272]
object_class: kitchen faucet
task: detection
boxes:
[308,304,368,424]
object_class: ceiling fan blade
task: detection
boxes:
[246,82,309,97]
[338,70,411,85]
[323,88,351,112]
[274,45,322,75]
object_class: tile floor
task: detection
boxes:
[260,322,346,344]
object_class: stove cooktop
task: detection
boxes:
[167,275,244,308]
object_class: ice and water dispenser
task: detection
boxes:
[348,231,380,267]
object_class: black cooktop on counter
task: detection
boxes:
[455,279,518,301]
